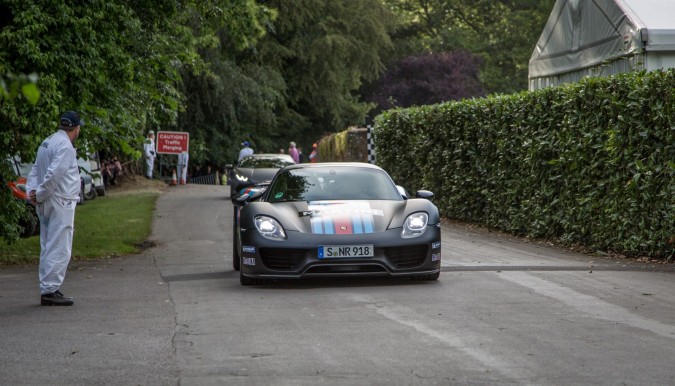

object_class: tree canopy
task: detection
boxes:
[1,0,556,242]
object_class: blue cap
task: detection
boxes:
[59,111,84,129]
[242,141,250,147]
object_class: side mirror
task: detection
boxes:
[415,190,434,200]
[396,185,411,199]
[233,186,266,204]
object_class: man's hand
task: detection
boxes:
[29,190,37,204]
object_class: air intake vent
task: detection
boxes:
[384,245,428,268]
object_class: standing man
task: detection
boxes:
[27,111,83,306]
[289,141,300,163]
[144,130,156,179]
[177,151,189,185]
[238,140,253,160]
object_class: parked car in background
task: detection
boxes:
[232,162,441,285]
[80,173,95,201]
[6,156,39,237]
[226,153,295,198]
[78,153,105,197]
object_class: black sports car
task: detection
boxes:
[231,162,441,285]
[227,153,295,197]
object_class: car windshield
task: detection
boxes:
[267,166,403,202]
[238,156,295,169]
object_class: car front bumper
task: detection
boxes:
[239,225,441,280]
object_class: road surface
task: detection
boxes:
[1,184,674,385]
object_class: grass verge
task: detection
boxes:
[0,192,159,265]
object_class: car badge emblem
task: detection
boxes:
[340,226,347,231]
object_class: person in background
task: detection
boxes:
[144,130,156,179]
[177,151,189,185]
[101,160,111,188]
[298,146,305,163]
[238,141,253,160]
[26,111,83,306]
[289,141,300,163]
[309,143,319,163]
[106,157,120,186]
[111,155,122,185]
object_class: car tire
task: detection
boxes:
[232,207,241,271]
[84,186,96,200]
[96,185,106,197]
[78,179,85,205]
[232,240,240,271]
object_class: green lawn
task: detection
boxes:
[0,192,159,265]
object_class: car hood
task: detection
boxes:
[241,199,438,234]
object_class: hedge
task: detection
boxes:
[374,69,675,259]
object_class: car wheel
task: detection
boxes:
[84,186,96,200]
[78,179,85,204]
[232,209,240,271]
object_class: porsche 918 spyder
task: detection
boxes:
[226,153,295,197]
[231,162,441,285]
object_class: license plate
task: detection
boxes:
[318,245,374,259]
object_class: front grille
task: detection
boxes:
[259,248,305,270]
[306,264,386,274]
[384,244,428,268]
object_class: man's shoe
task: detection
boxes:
[41,290,74,306]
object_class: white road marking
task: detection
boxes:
[499,272,675,339]
[351,295,540,385]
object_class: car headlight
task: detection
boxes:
[255,216,286,240]
[235,173,249,182]
[401,212,428,238]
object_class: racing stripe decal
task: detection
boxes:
[334,217,353,234]
[352,212,363,234]
[323,215,335,234]
[363,211,374,233]
[308,201,381,235]
[311,216,323,234]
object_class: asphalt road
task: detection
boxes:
[1,184,674,385]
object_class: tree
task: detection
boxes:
[368,51,484,112]
[174,0,277,166]
[0,0,268,242]
[380,0,555,94]
[255,0,398,143]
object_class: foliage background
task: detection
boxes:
[1,0,556,242]
[375,70,675,259]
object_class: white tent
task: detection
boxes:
[529,0,675,90]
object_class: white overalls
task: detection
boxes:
[27,130,80,295]
[177,152,189,184]
[144,138,156,178]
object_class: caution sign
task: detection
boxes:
[156,131,189,154]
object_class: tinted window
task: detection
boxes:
[268,167,402,202]
[238,156,295,169]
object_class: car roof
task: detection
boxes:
[245,153,293,159]
[282,162,384,171]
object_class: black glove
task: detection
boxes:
[150,151,155,156]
